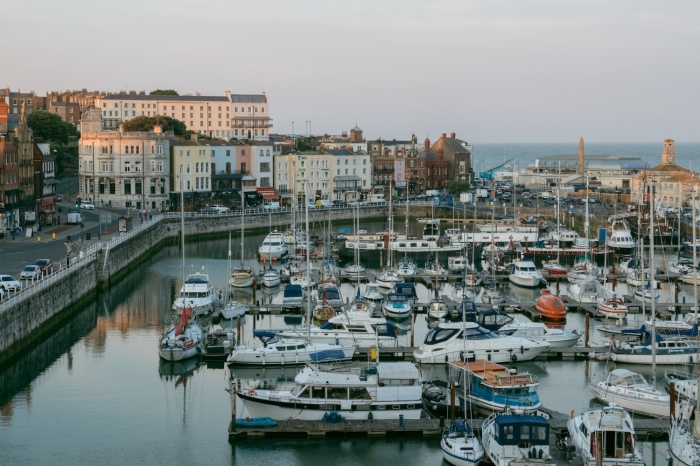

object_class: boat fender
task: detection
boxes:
[520,345,524,354]
[511,354,517,362]
[248,389,257,397]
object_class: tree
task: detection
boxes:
[27,111,78,144]
[122,115,187,136]
[445,180,470,194]
[149,89,179,96]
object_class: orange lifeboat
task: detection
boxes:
[534,289,566,321]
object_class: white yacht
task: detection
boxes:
[258,231,288,261]
[567,405,644,466]
[441,419,484,466]
[497,318,580,347]
[447,256,469,272]
[424,259,448,276]
[508,261,545,288]
[396,257,418,276]
[227,330,355,366]
[362,282,384,301]
[568,278,600,303]
[413,322,550,364]
[236,361,422,421]
[383,292,412,319]
[275,312,402,349]
[376,269,401,289]
[230,265,255,288]
[606,217,636,255]
[589,369,670,419]
[172,271,218,316]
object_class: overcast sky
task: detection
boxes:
[6,0,699,143]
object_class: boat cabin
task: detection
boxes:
[424,324,499,345]
[493,415,550,447]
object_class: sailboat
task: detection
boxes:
[377,182,401,289]
[220,234,247,320]
[230,190,254,288]
[344,197,366,279]
[669,185,700,466]
[159,173,204,361]
[397,199,418,277]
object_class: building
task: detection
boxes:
[519,138,645,193]
[95,91,272,141]
[273,149,370,206]
[0,135,20,230]
[79,107,175,212]
[170,140,212,211]
[429,132,473,183]
[424,136,449,191]
[50,101,81,128]
[631,138,698,206]
[33,139,56,225]
[405,134,425,195]
[0,88,46,114]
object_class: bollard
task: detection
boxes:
[37,236,41,242]
[399,414,404,428]
[52,232,56,240]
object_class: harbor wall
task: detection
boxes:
[0,260,98,365]
[0,207,392,363]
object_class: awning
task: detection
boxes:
[333,175,362,181]
[5,188,22,195]
[256,187,279,200]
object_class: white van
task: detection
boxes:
[425,189,440,197]
[263,201,280,210]
[368,193,385,203]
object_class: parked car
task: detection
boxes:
[81,202,95,210]
[518,199,533,207]
[332,200,346,207]
[263,202,280,210]
[34,259,53,275]
[521,192,532,199]
[201,207,218,214]
[0,274,21,291]
[20,265,41,280]
[211,205,230,213]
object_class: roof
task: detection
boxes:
[326,149,355,156]
[433,135,472,154]
[376,362,419,379]
[650,163,690,173]
[494,415,550,427]
[228,94,267,103]
[103,94,229,102]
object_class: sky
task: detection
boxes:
[5,0,700,143]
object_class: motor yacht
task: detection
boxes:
[589,369,670,419]
[482,411,555,466]
[508,260,545,288]
[606,218,635,255]
[258,231,288,261]
[172,271,218,316]
[413,322,550,364]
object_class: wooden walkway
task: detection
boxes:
[229,411,671,443]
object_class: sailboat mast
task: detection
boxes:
[693,186,698,325]
[240,189,245,264]
[649,180,656,383]
[180,166,186,304]
[305,182,311,341]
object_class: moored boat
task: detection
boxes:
[159,306,204,362]
[481,411,555,466]
[509,260,545,288]
[441,419,484,466]
[236,361,423,420]
[567,405,644,466]
[596,295,629,319]
[588,369,670,419]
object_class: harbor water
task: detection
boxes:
[0,220,690,465]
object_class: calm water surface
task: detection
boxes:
[0,220,682,465]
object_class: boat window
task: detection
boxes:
[425,327,459,344]
[532,426,547,441]
[504,425,515,440]
[410,243,417,247]
[328,387,348,399]
[399,243,406,248]
[310,386,324,399]
[520,426,530,440]
[290,385,307,397]
[349,387,371,400]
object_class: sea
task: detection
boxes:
[1,142,696,466]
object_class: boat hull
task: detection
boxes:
[237,391,422,421]
[588,383,669,418]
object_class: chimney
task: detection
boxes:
[450,132,456,139]
[441,133,446,139]
[577,137,584,175]
[424,137,430,151]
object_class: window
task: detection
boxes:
[134,161,141,172]
[124,179,132,195]
[260,162,270,172]
[124,161,131,172]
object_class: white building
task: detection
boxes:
[78,107,174,212]
[95,91,272,141]
[248,140,274,188]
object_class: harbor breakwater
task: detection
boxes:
[0,205,393,365]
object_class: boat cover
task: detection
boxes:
[309,349,346,361]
